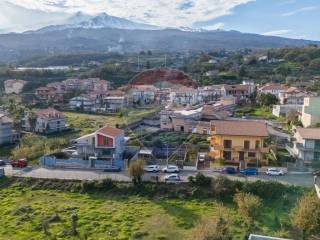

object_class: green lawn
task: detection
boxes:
[235,106,276,120]
[0,178,308,240]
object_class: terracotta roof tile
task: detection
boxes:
[296,128,320,140]
[97,126,124,137]
[211,120,269,137]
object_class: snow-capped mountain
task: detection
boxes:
[35,12,161,33]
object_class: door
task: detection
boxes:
[239,152,245,161]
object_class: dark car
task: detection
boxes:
[0,160,6,166]
[103,165,121,172]
[222,167,237,174]
[240,168,258,175]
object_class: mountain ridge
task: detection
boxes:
[0,26,318,62]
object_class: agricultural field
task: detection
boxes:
[0,177,310,240]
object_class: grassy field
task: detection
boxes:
[64,108,160,135]
[0,177,308,240]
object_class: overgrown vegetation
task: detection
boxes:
[0,176,313,240]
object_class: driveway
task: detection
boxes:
[1,165,314,187]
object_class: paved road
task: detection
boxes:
[1,165,314,187]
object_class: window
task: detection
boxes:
[315,140,320,150]
[223,140,232,149]
[244,141,250,150]
[248,152,256,158]
[223,151,232,161]
[255,140,260,149]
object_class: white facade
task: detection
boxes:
[4,80,27,94]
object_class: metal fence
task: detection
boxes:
[40,155,124,169]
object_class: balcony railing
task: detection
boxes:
[211,145,269,153]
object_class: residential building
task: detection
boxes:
[197,85,225,103]
[301,97,320,127]
[0,113,13,145]
[258,84,288,98]
[222,84,251,103]
[170,87,199,105]
[4,79,27,94]
[209,120,269,168]
[47,82,66,93]
[289,128,320,164]
[35,86,63,103]
[69,95,96,112]
[160,108,202,132]
[72,126,125,160]
[130,85,157,104]
[272,104,302,118]
[160,103,234,134]
[279,87,309,105]
[23,108,66,134]
[103,90,127,112]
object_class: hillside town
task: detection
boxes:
[1,67,320,178]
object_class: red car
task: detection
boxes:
[10,159,28,168]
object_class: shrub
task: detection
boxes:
[189,172,211,187]
[189,204,232,240]
[128,160,145,185]
[234,192,262,225]
[290,191,320,238]
[242,181,288,200]
[211,176,240,198]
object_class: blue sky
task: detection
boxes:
[0,0,319,40]
[195,0,320,40]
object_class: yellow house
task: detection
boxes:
[209,120,269,168]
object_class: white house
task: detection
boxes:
[4,79,27,94]
[69,95,96,112]
[300,97,320,127]
[170,87,199,105]
[73,126,125,160]
[289,128,320,164]
[258,84,288,98]
[23,108,66,134]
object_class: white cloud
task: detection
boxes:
[262,29,292,36]
[282,6,317,17]
[203,22,225,31]
[4,0,254,28]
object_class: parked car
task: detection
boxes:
[10,159,27,168]
[222,167,237,174]
[240,168,258,175]
[103,165,121,172]
[0,160,6,166]
[162,165,180,173]
[266,168,284,176]
[164,174,181,182]
[144,165,160,173]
